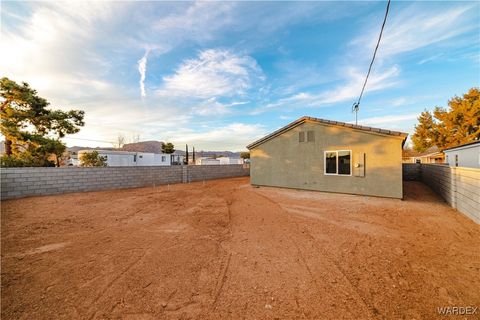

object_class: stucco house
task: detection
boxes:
[78,150,183,166]
[402,146,444,164]
[444,141,480,168]
[247,116,408,199]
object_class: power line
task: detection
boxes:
[353,0,391,125]
[63,137,114,144]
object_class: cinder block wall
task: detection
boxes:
[1,165,249,200]
[421,164,480,224]
[402,163,421,181]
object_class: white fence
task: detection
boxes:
[420,164,480,224]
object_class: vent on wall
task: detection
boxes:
[299,132,305,142]
[307,131,315,142]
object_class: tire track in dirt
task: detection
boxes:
[211,252,232,311]
[87,248,151,319]
[253,189,378,319]
[209,187,236,312]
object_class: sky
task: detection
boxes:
[1,1,479,151]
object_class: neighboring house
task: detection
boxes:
[195,157,221,165]
[217,157,244,165]
[402,147,444,164]
[247,116,408,199]
[78,150,180,166]
[444,141,480,168]
[66,152,79,166]
[170,153,184,165]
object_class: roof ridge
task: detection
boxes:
[247,116,408,149]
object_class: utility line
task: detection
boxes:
[353,0,391,125]
[63,137,114,144]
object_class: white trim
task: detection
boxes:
[324,150,352,176]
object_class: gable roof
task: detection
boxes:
[443,140,480,152]
[247,116,408,150]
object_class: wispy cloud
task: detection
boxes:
[138,50,149,98]
[158,49,264,99]
[253,65,400,114]
[351,3,477,60]
[153,1,236,43]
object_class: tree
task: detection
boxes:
[114,133,126,149]
[79,151,107,167]
[0,77,84,166]
[412,88,480,152]
[162,142,175,154]
[433,88,480,149]
[411,110,436,152]
[240,151,250,159]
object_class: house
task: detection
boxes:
[217,157,244,165]
[402,146,444,164]
[66,152,79,166]
[78,150,182,166]
[247,116,408,199]
[195,157,221,165]
[443,141,480,168]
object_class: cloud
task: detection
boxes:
[158,49,264,99]
[191,98,249,116]
[153,1,236,43]
[253,65,400,114]
[318,65,400,105]
[163,123,266,151]
[351,3,477,60]
[138,50,149,98]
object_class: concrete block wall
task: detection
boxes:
[402,163,421,181]
[1,165,249,200]
[187,165,250,182]
[420,164,480,224]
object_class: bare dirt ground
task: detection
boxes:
[1,177,479,320]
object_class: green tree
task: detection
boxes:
[411,110,436,152]
[79,151,107,167]
[162,142,175,154]
[412,88,480,152]
[240,151,250,159]
[0,77,84,166]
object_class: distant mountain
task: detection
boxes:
[67,146,115,154]
[122,141,164,153]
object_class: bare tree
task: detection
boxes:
[113,133,126,149]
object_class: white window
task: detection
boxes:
[161,156,166,162]
[324,150,352,176]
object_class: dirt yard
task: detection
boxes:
[1,177,479,319]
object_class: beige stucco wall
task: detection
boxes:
[250,121,404,199]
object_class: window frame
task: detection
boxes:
[324,150,352,176]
